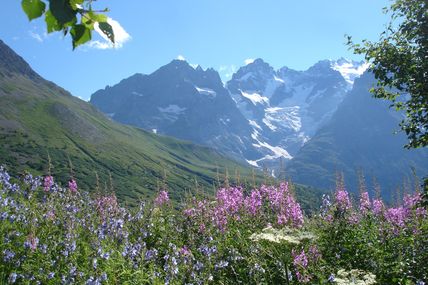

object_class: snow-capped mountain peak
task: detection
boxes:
[330,58,369,85]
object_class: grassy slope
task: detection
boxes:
[0,73,264,203]
[0,74,324,210]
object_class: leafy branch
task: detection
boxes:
[21,0,115,49]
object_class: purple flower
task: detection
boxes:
[384,207,407,231]
[244,189,262,215]
[24,235,39,251]
[43,175,54,192]
[335,188,352,212]
[154,190,169,206]
[372,199,384,216]
[359,192,371,214]
[145,249,158,261]
[68,179,78,193]
[3,249,15,262]
[292,249,311,283]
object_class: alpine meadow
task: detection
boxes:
[0,0,427,284]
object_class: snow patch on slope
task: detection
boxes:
[195,86,217,97]
[241,91,269,106]
[331,59,369,85]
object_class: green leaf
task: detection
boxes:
[98,22,115,43]
[70,24,91,49]
[49,0,77,26]
[70,0,84,10]
[87,11,107,23]
[45,10,61,33]
[21,0,46,21]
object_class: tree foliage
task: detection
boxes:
[21,0,114,49]
[348,0,428,149]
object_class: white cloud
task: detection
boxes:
[29,31,43,42]
[218,65,237,80]
[89,18,131,50]
[244,58,255,65]
[177,55,186,61]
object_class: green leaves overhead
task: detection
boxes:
[70,24,91,49]
[21,0,46,21]
[98,22,115,44]
[348,0,428,149]
[49,0,76,26]
[20,0,118,49]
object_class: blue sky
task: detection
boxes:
[1,0,389,100]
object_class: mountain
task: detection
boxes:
[91,58,367,168]
[286,72,428,196]
[91,59,267,162]
[226,58,366,166]
[0,40,261,204]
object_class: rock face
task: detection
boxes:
[91,59,264,162]
[90,56,428,195]
[91,58,367,167]
[226,58,365,166]
[286,72,428,195]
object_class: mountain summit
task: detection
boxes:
[0,40,257,202]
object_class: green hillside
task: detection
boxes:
[0,39,324,209]
[0,73,257,203]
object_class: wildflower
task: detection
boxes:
[292,248,308,269]
[68,179,78,193]
[244,189,262,215]
[384,207,407,233]
[145,249,158,261]
[335,188,352,212]
[24,235,39,251]
[359,192,371,214]
[100,273,108,282]
[308,245,321,262]
[321,194,332,214]
[180,246,191,256]
[3,249,15,262]
[292,248,311,284]
[154,190,169,206]
[43,175,54,192]
[9,273,17,284]
[215,260,229,270]
[372,199,384,216]
[48,272,55,279]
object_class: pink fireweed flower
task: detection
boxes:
[287,195,304,227]
[359,192,371,214]
[384,207,407,229]
[179,246,191,256]
[68,179,78,193]
[216,187,244,214]
[403,193,422,209]
[25,235,39,251]
[277,193,304,228]
[372,199,384,216]
[154,190,169,206]
[292,249,311,283]
[244,189,262,215]
[183,208,195,217]
[43,175,54,192]
[335,188,352,212]
[308,245,321,262]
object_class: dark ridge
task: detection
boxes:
[0,39,41,80]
